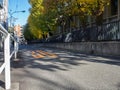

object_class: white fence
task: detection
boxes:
[0,24,18,89]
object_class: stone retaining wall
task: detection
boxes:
[44,42,120,57]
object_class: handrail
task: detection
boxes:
[0,24,18,42]
[0,24,8,36]
[0,24,19,89]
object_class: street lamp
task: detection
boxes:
[9,10,25,53]
[9,10,25,16]
[9,10,25,27]
[8,10,25,44]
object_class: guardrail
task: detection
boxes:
[0,24,19,89]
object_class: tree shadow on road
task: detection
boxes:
[116,82,120,90]
[13,67,85,90]
[77,54,120,66]
[11,46,120,72]
[46,47,120,66]
[11,49,87,72]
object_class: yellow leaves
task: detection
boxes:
[27,0,110,38]
[81,8,86,12]
[31,29,43,39]
[72,7,78,15]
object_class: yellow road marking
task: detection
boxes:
[31,50,58,59]
[32,51,45,58]
[39,50,58,58]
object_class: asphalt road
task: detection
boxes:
[1,44,120,90]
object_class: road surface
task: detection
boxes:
[0,44,120,90]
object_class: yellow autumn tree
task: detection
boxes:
[43,0,109,29]
[27,0,44,39]
[62,0,110,27]
[27,0,110,39]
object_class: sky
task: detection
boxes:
[8,0,31,26]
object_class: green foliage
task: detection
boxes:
[42,0,110,28]
[28,0,44,30]
[23,24,43,40]
[26,0,110,39]
[23,24,33,40]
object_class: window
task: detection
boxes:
[111,0,118,15]
[0,0,3,8]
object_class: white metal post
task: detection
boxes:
[4,33,11,90]
[14,31,18,59]
[16,37,19,52]
[14,40,17,59]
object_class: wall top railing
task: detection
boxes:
[43,19,120,43]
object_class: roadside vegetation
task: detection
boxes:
[24,0,110,40]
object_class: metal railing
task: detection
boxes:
[0,24,18,89]
[44,20,120,43]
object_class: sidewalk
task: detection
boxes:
[0,82,19,90]
[0,51,19,90]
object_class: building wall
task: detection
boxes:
[56,0,120,34]
[103,0,120,22]
[14,24,22,37]
[0,0,8,28]
[0,0,8,50]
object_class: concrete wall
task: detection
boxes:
[44,42,120,57]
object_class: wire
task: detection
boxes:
[15,0,18,11]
